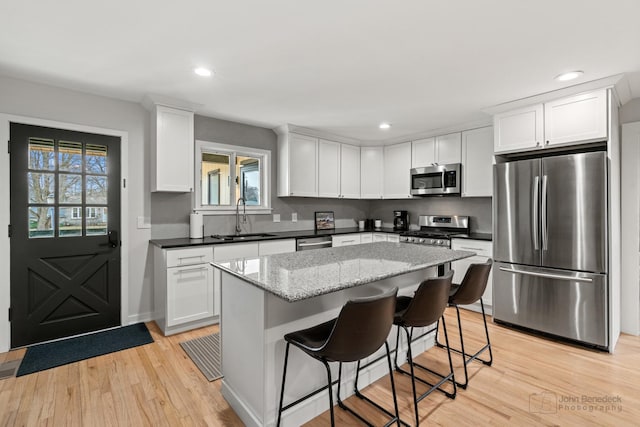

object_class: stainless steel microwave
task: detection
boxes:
[410,163,461,196]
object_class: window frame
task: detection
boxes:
[194,140,272,215]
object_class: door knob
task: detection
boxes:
[108,230,119,248]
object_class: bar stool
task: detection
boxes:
[436,259,493,389]
[276,287,401,427]
[393,271,456,426]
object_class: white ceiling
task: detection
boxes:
[1,0,639,142]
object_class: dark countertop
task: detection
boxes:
[150,227,403,249]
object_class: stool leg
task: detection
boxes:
[321,360,335,426]
[276,342,291,427]
[384,341,402,427]
[404,326,420,426]
[455,305,469,389]
[480,298,493,366]
[393,324,401,370]
[440,315,457,399]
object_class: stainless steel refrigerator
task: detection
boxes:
[493,151,608,349]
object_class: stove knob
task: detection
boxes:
[418,238,425,243]
[437,240,443,245]
[429,239,435,245]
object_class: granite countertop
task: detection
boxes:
[212,242,474,302]
[150,227,402,248]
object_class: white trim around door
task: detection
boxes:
[0,114,129,352]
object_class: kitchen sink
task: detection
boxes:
[212,233,276,241]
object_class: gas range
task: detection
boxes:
[399,215,469,248]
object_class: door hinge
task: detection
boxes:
[7,224,11,238]
[123,178,126,188]
[8,307,12,322]
[7,140,10,153]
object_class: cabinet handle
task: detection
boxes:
[536,141,540,147]
[458,246,487,252]
[175,266,208,274]
[545,140,550,145]
[178,255,205,264]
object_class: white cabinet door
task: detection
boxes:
[544,89,607,147]
[435,132,462,164]
[372,233,388,242]
[151,105,194,192]
[411,137,436,168]
[318,139,340,198]
[258,239,296,256]
[360,146,384,199]
[383,142,412,199]
[213,242,260,318]
[332,234,361,247]
[360,233,373,243]
[167,263,215,327]
[451,239,493,307]
[340,144,361,199]
[494,104,544,154]
[289,134,318,197]
[462,127,494,197]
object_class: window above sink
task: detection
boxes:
[194,140,272,215]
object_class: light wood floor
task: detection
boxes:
[1,309,639,426]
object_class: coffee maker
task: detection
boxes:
[393,210,409,231]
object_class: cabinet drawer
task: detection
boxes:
[214,242,259,262]
[451,239,492,257]
[166,246,213,267]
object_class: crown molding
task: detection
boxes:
[273,124,364,145]
[140,94,203,112]
[483,74,627,115]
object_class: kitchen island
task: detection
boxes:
[213,242,473,427]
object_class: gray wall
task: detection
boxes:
[369,197,492,233]
[151,115,370,238]
[621,98,640,124]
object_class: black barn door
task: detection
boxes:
[10,123,121,348]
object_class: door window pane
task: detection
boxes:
[28,138,55,171]
[86,144,107,174]
[59,207,82,237]
[59,174,82,204]
[28,173,55,204]
[201,153,230,206]
[58,141,83,172]
[29,207,54,238]
[86,176,107,204]
[87,207,107,235]
[238,156,260,205]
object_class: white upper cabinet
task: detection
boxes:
[278,133,318,197]
[435,133,462,164]
[494,89,608,154]
[360,146,384,199]
[340,144,361,199]
[494,104,544,153]
[411,137,436,167]
[151,105,195,192]
[318,139,340,198]
[411,133,461,168]
[462,127,494,197]
[544,90,608,146]
[384,142,412,199]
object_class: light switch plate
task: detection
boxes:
[273,214,281,223]
[291,212,298,222]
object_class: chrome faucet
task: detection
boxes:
[235,197,247,234]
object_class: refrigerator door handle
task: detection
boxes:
[498,266,594,283]
[541,175,548,250]
[533,176,539,250]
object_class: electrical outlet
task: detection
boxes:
[273,214,281,223]
[291,212,298,222]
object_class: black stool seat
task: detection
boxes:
[277,287,402,427]
[393,271,456,426]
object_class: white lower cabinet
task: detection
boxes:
[360,233,373,243]
[258,239,296,255]
[332,234,362,247]
[450,239,493,313]
[154,246,216,336]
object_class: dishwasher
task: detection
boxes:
[296,236,332,251]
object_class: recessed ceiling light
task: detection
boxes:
[379,123,391,130]
[555,71,584,82]
[194,67,213,77]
